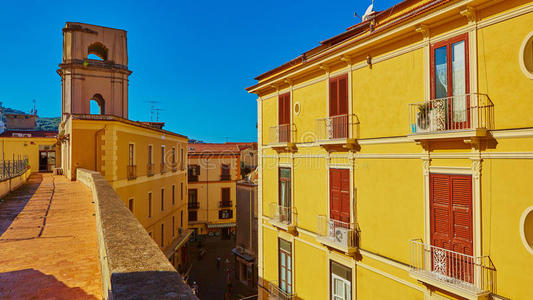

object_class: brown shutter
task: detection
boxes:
[222,188,230,202]
[430,173,473,255]
[330,169,350,222]
[329,79,338,116]
[338,75,348,115]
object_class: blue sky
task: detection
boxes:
[0,0,399,142]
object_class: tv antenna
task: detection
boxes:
[153,108,164,122]
[145,100,160,121]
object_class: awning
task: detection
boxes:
[207,223,236,229]
[232,248,255,262]
[163,229,193,259]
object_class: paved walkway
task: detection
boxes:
[0,173,102,299]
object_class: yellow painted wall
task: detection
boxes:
[0,137,56,173]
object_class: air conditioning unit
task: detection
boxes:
[333,227,349,246]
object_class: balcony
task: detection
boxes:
[268,124,297,152]
[269,281,296,300]
[315,114,359,151]
[269,203,297,234]
[188,202,199,209]
[316,216,358,255]
[147,163,155,177]
[189,175,199,182]
[220,174,231,181]
[219,200,232,208]
[409,240,496,298]
[127,165,137,180]
[408,94,494,142]
[171,163,178,172]
[160,163,166,174]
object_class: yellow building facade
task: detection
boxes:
[187,143,240,238]
[0,136,56,173]
[248,1,533,299]
[57,22,191,271]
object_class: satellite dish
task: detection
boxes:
[362,0,375,21]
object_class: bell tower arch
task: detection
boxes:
[58,22,132,119]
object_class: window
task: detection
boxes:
[279,168,292,223]
[128,198,134,212]
[221,187,231,207]
[172,185,175,205]
[330,169,350,223]
[148,145,153,165]
[172,216,175,237]
[161,188,165,211]
[519,31,533,79]
[181,210,183,227]
[189,210,198,222]
[172,147,176,164]
[430,34,469,128]
[331,261,352,300]
[161,146,166,164]
[329,74,349,139]
[221,164,230,180]
[278,92,291,142]
[189,165,200,181]
[189,189,198,203]
[279,238,293,295]
[219,209,233,219]
[430,173,473,281]
[520,206,533,254]
[161,224,164,247]
[180,148,184,168]
[148,192,152,218]
[128,144,134,166]
[181,183,183,201]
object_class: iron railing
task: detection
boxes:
[269,124,295,145]
[269,203,297,227]
[316,114,359,141]
[127,165,137,180]
[409,93,494,134]
[147,163,155,177]
[171,163,178,172]
[409,239,496,295]
[188,202,199,209]
[0,158,29,180]
[316,216,358,250]
[220,173,231,181]
[269,281,295,300]
[219,200,232,208]
[160,163,166,174]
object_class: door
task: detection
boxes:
[331,261,352,300]
[330,169,350,223]
[329,74,349,139]
[279,239,292,295]
[431,34,470,130]
[430,173,473,282]
[279,168,291,223]
[278,93,291,142]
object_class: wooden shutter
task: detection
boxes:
[278,93,290,125]
[329,75,348,117]
[430,173,473,255]
[330,169,350,222]
[329,79,338,116]
[222,188,230,202]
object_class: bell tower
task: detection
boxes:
[58,22,132,119]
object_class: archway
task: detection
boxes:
[89,94,105,115]
[87,42,108,61]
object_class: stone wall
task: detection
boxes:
[77,168,197,299]
[0,168,31,199]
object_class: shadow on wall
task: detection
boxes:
[110,271,195,299]
[0,173,42,237]
[0,268,99,300]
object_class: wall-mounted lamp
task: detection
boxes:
[366,55,373,68]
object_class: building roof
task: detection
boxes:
[187,143,241,155]
[224,142,257,151]
[0,130,57,138]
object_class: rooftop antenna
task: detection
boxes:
[145,100,160,121]
[362,0,375,21]
[153,108,164,122]
[31,99,37,115]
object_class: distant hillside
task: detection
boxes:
[36,117,61,132]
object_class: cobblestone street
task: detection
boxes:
[188,235,257,300]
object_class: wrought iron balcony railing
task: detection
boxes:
[316,216,358,254]
[315,114,359,142]
[188,202,199,209]
[127,165,137,180]
[269,281,296,300]
[147,163,155,177]
[220,174,231,181]
[269,124,295,145]
[408,93,494,135]
[160,163,166,174]
[171,163,178,172]
[409,239,496,296]
[219,200,232,208]
[269,203,297,233]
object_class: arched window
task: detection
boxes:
[88,42,108,61]
[90,94,105,115]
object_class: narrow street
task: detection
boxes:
[188,235,257,300]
